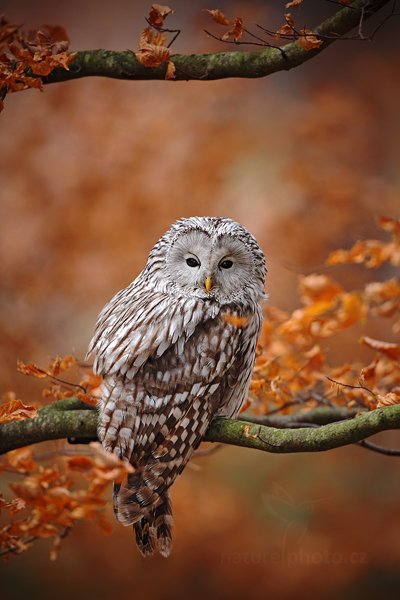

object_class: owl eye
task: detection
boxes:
[220,259,233,269]
[186,257,200,268]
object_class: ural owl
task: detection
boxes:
[87,217,266,557]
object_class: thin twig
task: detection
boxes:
[357,439,400,456]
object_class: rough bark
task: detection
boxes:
[1,398,399,455]
[41,0,391,85]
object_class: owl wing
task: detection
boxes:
[88,277,261,531]
[103,303,259,529]
[87,275,220,378]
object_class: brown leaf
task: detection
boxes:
[7,447,35,472]
[136,27,171,67]
[49,354,77,376]
[223,312,250,328]
[0,398,38,423]
[222,16,243,42]
[165,60,176,80]
[376,391,400,408]
[205,9,231,26]
[360,336,400,360]
[17,360,49,378]
[275,13,295,38]
[378,215,400,237]
[299,274,343,305]
[326,239,400,268]
[298,29,323,51]
[66,456,95,472]
[147,4,174,28]
[286,0,303,7]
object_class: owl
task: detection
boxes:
[87,216,266,557]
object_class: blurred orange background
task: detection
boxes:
[1,1,400,599]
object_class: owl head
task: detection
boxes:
[145,217,266,304]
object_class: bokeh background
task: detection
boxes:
[1,1,400,598]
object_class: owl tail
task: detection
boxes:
[134,493,173,558]
[113,483,173,557]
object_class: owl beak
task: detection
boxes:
[204,276,212,293]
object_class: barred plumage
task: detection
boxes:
[87,216,266,557]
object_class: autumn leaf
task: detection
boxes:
[376,391,400,408]
[205,9,231,26]
[286,0,303,7]
[0,17,76,106]
[136,26,171,67]
[360,336,400,360]
[165,60,176,80]
[378,215,400,237]
[147,4,174,28]
[299,274,343,305]
[7,447,36,472]
[0,398,38,423]
[222,17,244,42]
[326,239,400,268]
[275,13,295,38]
[49,354,77,376]
[17,360,49,378]
[223,312,250,328]
[298,29,323,51]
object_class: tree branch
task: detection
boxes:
[0,398,399,456]
[42,0,391,85]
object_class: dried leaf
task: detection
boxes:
[17,360,49,378]
[286,0,303,7]
[360,336,400,360]
[136,27,171,67]
[223,313,250,328]
[299,274,343,305]
[165,60,176,80]
[0,17,76,106]
[205,9,231,26]
[49,354,77,376]
[147,4,174,28]
[298,28,323,51]
[222,16,244,42]
[275,13,295,38]
[327,238,400,268]
[7,447,35,472]
[0,399,38,423]
[376,391,400,408]
[378,215,400,237]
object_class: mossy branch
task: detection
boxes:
[1,398,399,456]
[42,0,390,85]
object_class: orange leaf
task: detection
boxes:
[17,360,49,378]
[147,4,174,28]
[298,28,323,51]
[165,60,176,80]
[7,447,35,472]
[376,391,400,408]
[299,274,343,305]
[136,27,171,67]
[378,215,400,237]
[49,354,77,376]
[286,0,303,7]
[223,312,250,328]
[66,456,95,472]
[205,9,231,26]
[222,16,243,42]
[76,391,98,406]
[360,336,400,360]
[275,13,295,38]
[0,398,38,423]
